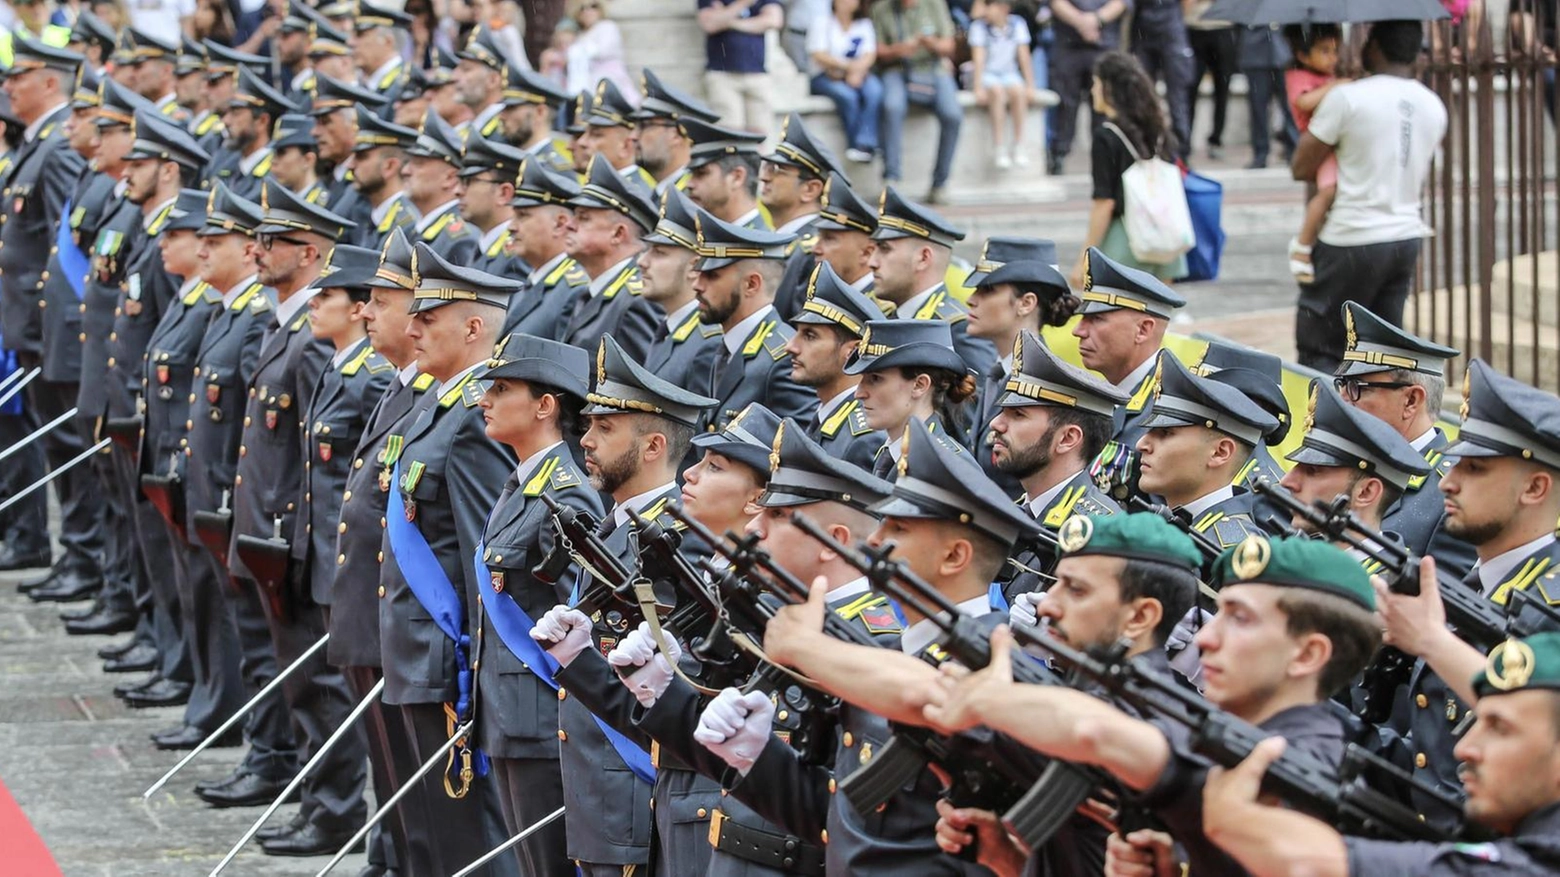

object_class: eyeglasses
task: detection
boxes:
[258,233,311,251]
[1332,376,1414,402]
[759,161,801,181]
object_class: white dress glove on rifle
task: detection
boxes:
[693,687,775,775]
[1009,590,1042,628]
[607,621,684,707]
[530,605,594,667]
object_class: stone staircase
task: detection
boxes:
[1410,250,1560,391]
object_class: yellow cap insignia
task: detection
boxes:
[770,420,786,473]
[1304,381,1319,434]
[1057,515,1093,553]
[595,339,607,385]
[1230,535,1272,580]
[1344,307,1358,352]
[1010,333,1024,375]
[1486,638,1537,691]
[897,430,911,479]
[1460,368,1471,423]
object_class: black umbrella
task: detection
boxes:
[1203,0,1450,24]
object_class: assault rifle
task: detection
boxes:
[1009,623,1483,842]
[537,494,671,638]
[789,512,1109,853]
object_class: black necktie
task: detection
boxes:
[872,449,895,480]
[711,350,734,394]
[652,320,671,347]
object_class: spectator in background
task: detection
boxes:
[1238,23,1298,168]
[1282,22,1345,284]
[697,0,784,137]
[1071,51,1183,284]
[872,0,962,204]
[969,0,1035,169]
[128,0,195,44]
[1129,0,1192,160]
[807,0,881,164]
[1291,20,1446,372]
[1185,0,1236,160]
[566,0,638,101]
[1045,0,1129,175]
[540,17,577,88]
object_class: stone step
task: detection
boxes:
[1491,250,1560,330]
[1411,283,1560,392]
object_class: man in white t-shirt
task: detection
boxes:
[127,0,196,47]
[1291,19,1446,372]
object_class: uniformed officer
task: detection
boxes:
[565,91,591,176]
[184,183,295,809]
[119,27,187,122]
[845,319,974,480]
[65,10,115,71]
[268,113,329,205]
[502,158,589,338]
[530,333,717,877]
[497,62,574,173]
[747,416,1038,873]
[174,43,225,155]
[680,116,771,230]
[1135,352,1278,557]
[343,105,418,250]
[991,330,1125,603]
[764,113,842,322]
[963,236,1060,288]
[352,1,414,96]
[457,132,526,276]
[558,156,661,361]
[809,173,880,301]
[308,73,391,220]
[220,67,293,201]
[1071,248,1186,499]
[378,243,518,876]
[576,79,656,191]
[868,187,997,379]
[1335,301,1475,578]
[631,67,717,203]
[329,226,434,874]
[1204,630,1560,876]
[470,334,603,877]
[638,187,724,390]
[306,20,358,88]
[1194,340,1291,489]
[688,207,815,431]
[0,39,89,591]
[403,107,479,263]
[139,188,246,752]
[1382,358,1560,830]
[965,259,1080,498]
[454,24,511,140]
[276,1,329,100]
[786,261,883,470]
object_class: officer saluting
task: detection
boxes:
[378,244,517,875]
[502,158,589,338]
[787,260,883,470]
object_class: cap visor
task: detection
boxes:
[869,494,939,520]
[1442,437,1505,459]
[688,438,769,473]
[1283,444,1355,468]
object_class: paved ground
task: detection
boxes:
[0,165,1307,877]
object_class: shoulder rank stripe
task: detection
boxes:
[523,456,560,497]
[821,399,857,438]
[836,592,885,620]
[601,266,635,300]
[231,282,264,311]
[377,198,404,234]
[485,231,509,258]
[1128,373,1158,413]
[914,291,946,321]
[341,343,376,375]
[421,211,456,242]
[544,257,575,286]
[289,309,311,332]
[640,497,671,524]
[1193,511,1225,533]
[252,152,273,177]
[672,311,702,343]
[1233,457,1260,486]
[183,281,213,306]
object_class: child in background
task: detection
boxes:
[1284,23,1347,283]
[968,0,1035,169]
[540,18,579,89]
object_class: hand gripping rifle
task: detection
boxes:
[789,512,1109,854]
[1009,624,1484,842]
[1249,478,1560,653]
[537,493,672,638]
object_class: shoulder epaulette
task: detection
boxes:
[146,200,177,235]
[485,230,509,258]
[438,372,474,407]
[1042,485,1088,528]
[1075,492,1117,517]
[460,377,485,407]
[820,399,855,438]
[362,350,395,373]
[183,281,214,306]
[1492,558,1555,607]
[601,265,636,300]
[289,309,311,332]
[412,372,436,392]
[741,319,779,359]
[234,282,267,312]
[549,460,582,492]
[38,123,55,140]
[377,198,405,234]
[1127,373,1158,413]
[762,324,791,360]
[671,310,703,343]
[304,185,327,205]
[561,260,589,287]
[933,295,969,325]
[543,256,574,286]
[340,343,376,375]
[523,455,562,496]
[194,114,221,136]
[251,152,273,178]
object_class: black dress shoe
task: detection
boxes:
[194,766,250,795]
[103,641,159,673]
[356,866,390,877]
[97,637,145,660]
[261,822,362,857]
[27,572,101,603]
[66,605,138,636]
[114,674,161,698]
[122,678,191,709]
[152,724,242,750]
[59,600,103,622]
[256,810,309,842]
[197,772,296,808]
[0,546,51,571]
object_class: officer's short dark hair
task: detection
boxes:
[1276,589,1382,697]
[1340,468,1403,517]
[345,286,372,304]
[1368,20,1423,66]
[178,162,202,188]
[714,153,760,198]
[1119,557,1198,646]
[528,381,585,438]
[631,412,695,464]
[1046,406,1113,464]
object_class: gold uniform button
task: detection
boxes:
[244,416,252,427]
[339,522,348,533]
[188,393,196,404]
[377,585,385,598]
[1415,752,1427,769]
[184,419,193,430]
[78,332,86,342]
[109,332,117,342]
[106,357,115,368]
[558,689,567,701]
[1416,694,1429,708]
[696,808,707,818]
[820,830,828,845]
[353,457,363,469]
[828,778,836,794]
[337,553,346,564]
[557,729,567,741]
[376,551,383,562]
[343,490,352,502]
[842,732,854,748]
[235,475,243,485]
[777,709,789,721]
[238,446,246,457]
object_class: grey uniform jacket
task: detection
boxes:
[75,188,144,418]
[643,308,724,394]
[1343,801,1560,876]
[1381,430,1477,579]
[349,192,415,251]
[182,281,272,540]
[413,202,479,266]
[140,280,223,480]
[502,254,588,339]
[378,367,515,705]
[894,284,998,380]
[0,105,82,356]
[559,258,658,363]
[227,297,332,583]
[1002,468,1122,604]
[294,337,395,604]
[473,443,602,760]
[703,312,817,432]
[771,218,820,323]
[39,169,113,382]
[805,396,881,472]
[327,370,437,668]
[105,200,181,419]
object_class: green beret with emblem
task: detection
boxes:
[1056,513,1201,571]
[1211,535,1375,611]
[1472,632,1560,698]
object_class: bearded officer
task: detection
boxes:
[786,260,882,470]
[631,67,719,203]
[457,132,526,277]
[680,116,771,230]
[502,158,590,338]
[497,63,574,173]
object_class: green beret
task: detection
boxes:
[1211,535,1375,611]
[1056,513,1202,572]
[1472,633,1560,698]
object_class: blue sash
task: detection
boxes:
[56,198,88,300]
[386,460,474,721]
[987,582,1009,613]
[476,538,656,785]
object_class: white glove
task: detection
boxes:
[530,605,594,667]
[1009,591,1043,629]
[1166,607,1210,689]
[607,621,684,708]
[693,687,775,775]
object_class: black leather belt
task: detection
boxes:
[708,809,825,876]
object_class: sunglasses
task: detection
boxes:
[1332,376,1414,402]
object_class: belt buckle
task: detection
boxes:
[707,808,726,848]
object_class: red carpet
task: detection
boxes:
[0,775,63,876]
